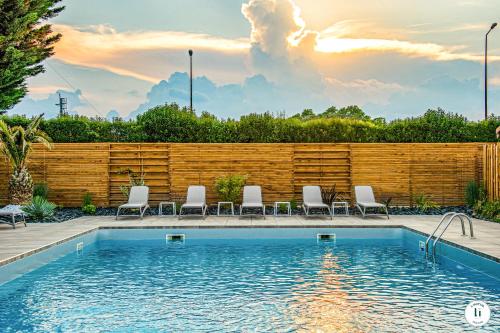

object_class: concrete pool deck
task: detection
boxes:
[1,215,499,266]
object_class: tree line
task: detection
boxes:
[2,104,499,143]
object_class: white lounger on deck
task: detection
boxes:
[240,186,265,217]
[302,186,331,218]
[116,186,150,220]
[0,205,26,229]
[354,185,389,219]
[179,185,207,218]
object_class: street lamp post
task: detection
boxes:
[485,23,497,120]
[188,49,193,112]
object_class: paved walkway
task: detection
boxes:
[1,215,499,266]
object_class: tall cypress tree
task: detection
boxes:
[0,0,64,112]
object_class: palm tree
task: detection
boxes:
[0,115,52,204]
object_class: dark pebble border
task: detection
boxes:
[25,205,479,224]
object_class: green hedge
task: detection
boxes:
[2,104,499,143]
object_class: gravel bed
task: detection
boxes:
[24,205,476,223]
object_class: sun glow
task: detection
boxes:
[314,36,498,62]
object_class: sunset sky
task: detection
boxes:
[10,0,500,120]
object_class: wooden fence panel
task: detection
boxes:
[293,144,351,200]
[351,144,411,205]
[409,144,482,206]
[109,143,170,206]
[351,143,482,206]
[169,144,294,204]
[483,143,499,201]
[0,143,109,206]
[0,142,487,207]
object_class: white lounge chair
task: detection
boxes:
[240,186,265,217]
[302,186,332,218]
[116,185,150,220]
[0,205,26,229]
[179,185,207,218]
[354,185,389,219]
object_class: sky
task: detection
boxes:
[9,0,500,120]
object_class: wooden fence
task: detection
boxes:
[483,143,500,200]
[0,143,485,207]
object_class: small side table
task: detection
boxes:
[332,201,349,216]
[217,201,234,216]
[274,201,291,216]
[159,202,176,216]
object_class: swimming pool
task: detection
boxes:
[0,227,498,332]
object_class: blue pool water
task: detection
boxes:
[0,228,498,332]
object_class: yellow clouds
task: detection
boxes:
[491,77,500,86]
[50,0,497,86]
[52,24,250,83]
[242,0,497,63]
[311,20,498,62]
[316,37,467,60]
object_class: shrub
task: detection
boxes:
[214,174,247,203]
[22,196,57,220]
[414,194,439,212]
[2,107,499,143]
[475,200,500,221]
[82,192,92,206]
[381,197,393,209]
[82,204,96,215]
[465,181,484,207]
[321,185,341,205]
[82,192,96,215]
[118,169,146,198]
[33,183,49,199]
[137,103,198,142]
[43,116,99,142]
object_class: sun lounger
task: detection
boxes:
[116,186,150,220]
[240,186,265,217]
[302,186,332,218]
[179,185,207,218]
[0,205,26,229]
[354,185,389,219]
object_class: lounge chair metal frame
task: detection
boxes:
[240,186,266,218]
[179,205,208,218]
[179,185,208,219]
[0,205,26,229]
[354,185,389,219]
[302,186,332,219]
[356,204,389,219]
[116,186,150,220]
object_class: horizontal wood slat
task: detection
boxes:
[0,143,486,207]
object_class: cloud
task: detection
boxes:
[324,78,409,107]
[106,110,120,121]
[53,24,250,83]
[13,0,499,122]
[242,0,312,56]
[47,1,498,89]
[315,22,500,62]
[128,72,331,119]
[365,75,500,120]
[9,89,85,118]
[241,0,323,91]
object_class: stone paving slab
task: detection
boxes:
[1,215,499,266]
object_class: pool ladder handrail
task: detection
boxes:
[425,212,474,257]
